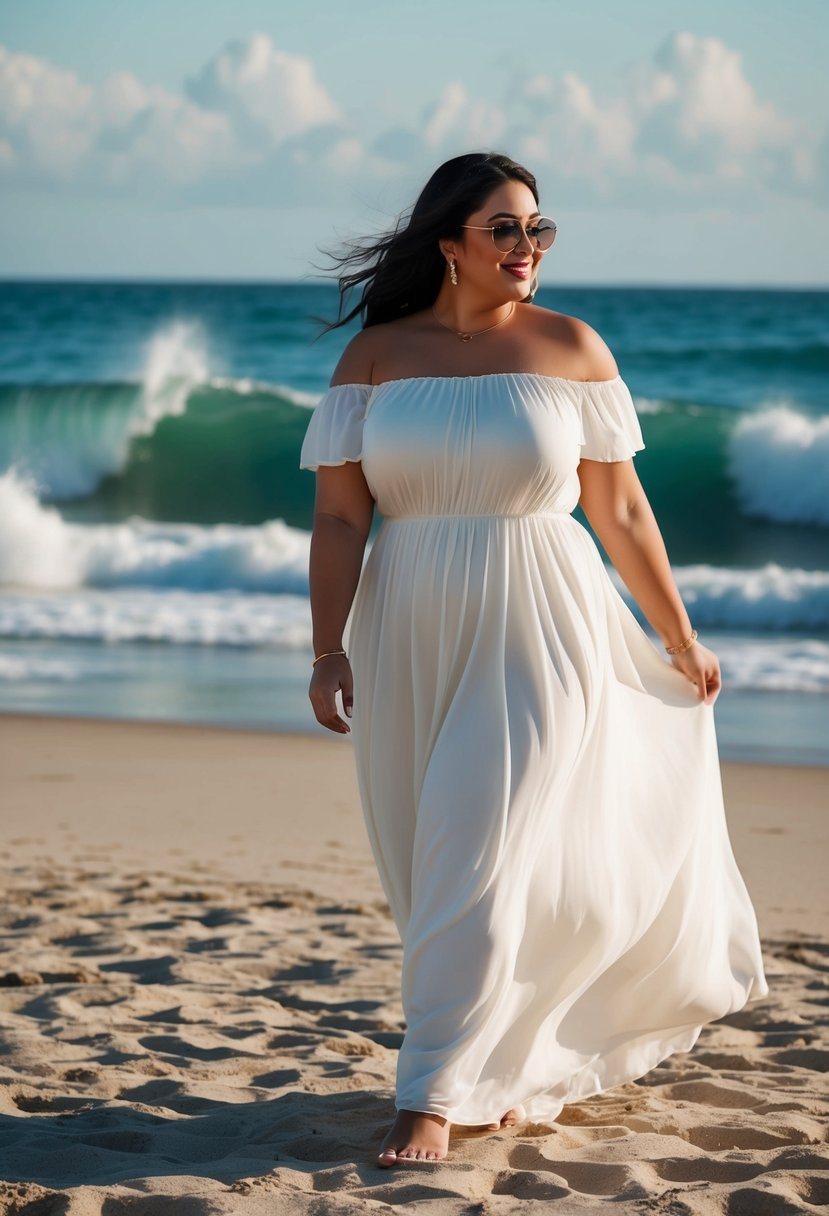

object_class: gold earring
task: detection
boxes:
[449,258,458,286]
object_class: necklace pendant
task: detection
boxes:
[432,301,516,342]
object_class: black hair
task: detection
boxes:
[313,151,539,336]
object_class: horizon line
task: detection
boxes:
[1,275,827,292]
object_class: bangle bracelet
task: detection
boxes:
[665,629,698,655]
[312,649,347,668]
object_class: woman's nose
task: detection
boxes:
[512,228,535,255]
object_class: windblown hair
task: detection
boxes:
[313,151,539,337]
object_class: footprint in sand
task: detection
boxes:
[507,1145,633,1196]
[656,1157,762,1184]
[491,1169,570,1200]
[686,1123,816,1151]
[662,1079,765,1109]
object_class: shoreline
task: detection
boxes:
[1,690,826,763]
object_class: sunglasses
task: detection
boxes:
[461,218,557,252]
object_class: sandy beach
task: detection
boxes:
[1,713,827,1214]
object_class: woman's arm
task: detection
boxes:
[307,332,377,734]
[569,319,720,704]
[308,463,374,733]
[577,458,721,704]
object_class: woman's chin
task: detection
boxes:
[500,275,535,300]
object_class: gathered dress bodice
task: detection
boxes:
[299,372,645,520]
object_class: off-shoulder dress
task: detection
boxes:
[299,372,768,1125]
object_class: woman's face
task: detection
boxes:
[448,179,548,302]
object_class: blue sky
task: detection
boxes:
[1,0,827,284]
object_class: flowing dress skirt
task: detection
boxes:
[301,373,769,1125]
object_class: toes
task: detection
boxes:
[388,1146,442,1162]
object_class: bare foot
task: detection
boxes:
[483,1107,522,1130]
[377,1109,449,1166]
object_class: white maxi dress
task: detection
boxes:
[299,371,768,1126]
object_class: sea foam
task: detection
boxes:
[0,594,825,695]
[609,561,829,633]
[729,406,829,527]
[0,589,312,648]
[0,470,309,593]
[2,470,828,632]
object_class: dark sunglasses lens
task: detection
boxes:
[491,223,522,251]
[491,220,557,250]
[534,221,557,250]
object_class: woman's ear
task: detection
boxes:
[438,239,456,262]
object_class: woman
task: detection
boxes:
[299,152,768,1167]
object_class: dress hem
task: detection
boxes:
[391,1011,749,1127]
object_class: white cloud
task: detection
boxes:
[508,70,636,192]
[422,83,468,148]
[0,35,354,198]
[99,89,240,188]
[324,136,364,172]
[185,33,342,145]
[0,31,823,211]
[0,47,244,192]
[632,32,798,188]
[653,32,791,155]
[0,45,93,179]
[98,71,153,127]
[419,82,507,154]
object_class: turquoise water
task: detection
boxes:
[0,280,827,761]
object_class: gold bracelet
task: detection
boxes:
[665,629,698,655]
[312,649,347,668]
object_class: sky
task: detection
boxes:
[1,0,827,285]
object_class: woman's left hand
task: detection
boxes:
[669,641,722,705]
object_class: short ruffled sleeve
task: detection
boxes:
[578,375,646,462]
[299,383,372,470]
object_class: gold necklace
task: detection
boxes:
[431,301,515,342]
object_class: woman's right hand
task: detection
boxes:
[308,654,354,734]
[669,640,722,706]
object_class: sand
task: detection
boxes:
[0,714,827,1215]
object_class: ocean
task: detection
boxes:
[0,280,827,764]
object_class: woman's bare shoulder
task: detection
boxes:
[330,313,431,386]
[329,328,380,387]
[530,306,619,381]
